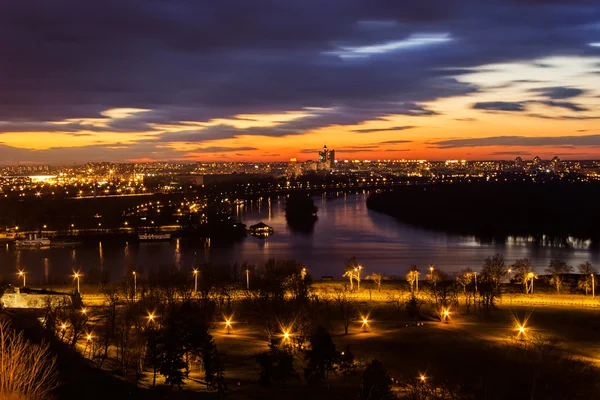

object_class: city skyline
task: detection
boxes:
[1,2,600,163]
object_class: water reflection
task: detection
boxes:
[0,194,598,284]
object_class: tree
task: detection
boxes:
[333,287,356,335]
[512,259,534,294]
[203,334,227,395]
[343,257,361,291]
[480,254,507,308]
[406,266,420,293]
[545,260,573,294]
[577,261,597,296]
[456,268,475,313]
[367,273,383,292]
[304,325,340,385]
[361,359,394,400]
[254,343,298,387]
[0,320,58,399]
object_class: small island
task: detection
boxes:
[285,194,318,233]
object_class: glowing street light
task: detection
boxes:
[17,270,26,287]
[193,269,198,293]
[81,308,87,315]
[132,271,137,300]
[73,271,81,293]
[283,331,290,340]
[245,267,250,290]
[354,265,363,291]
[592,274,595,298]
[301,267,307,280]
[361,314,371,332]
[225,319,232,334]
[420,374,427,383]
[442,308,450,323]
[147,312,156,324]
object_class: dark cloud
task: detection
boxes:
[473,102,526,112]
[351,125,416,133]
[535,100,588,112]
[431,134,600,148]
[1,0,600,161]
[489,151,533,156]
[378,140,413,144]
[529,86,586,99]
[473,100,588,113]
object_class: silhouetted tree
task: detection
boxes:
[361,359,393,400]
[545,260,573,294]
[577,261,596,296]
[304,325,339,385]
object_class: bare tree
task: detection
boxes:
[511,259,534,294]
[366,273,383,292]
[577,261,597,296]
[406,266,420,293]
[333,287,356,335]
[343,257,361,291]
[0,320,58,400]
[545,260,573,294]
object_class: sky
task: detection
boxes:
[1,1,600,164]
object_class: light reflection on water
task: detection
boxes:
[0,193,598,284]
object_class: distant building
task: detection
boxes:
[318,145,335,169]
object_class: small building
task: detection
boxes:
[248,222,274,237]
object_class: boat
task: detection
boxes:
[15,235,51,247]
[0,230,17,243]
[138,233,172,241]
[248,222,274,238]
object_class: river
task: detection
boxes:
[1,193,598,285]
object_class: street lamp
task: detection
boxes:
[420,374,427,383]
[132,271,137,300]
[193,269,198,294]
[225,318,232,334]
[18,270,26,287]
[361,316,370,332]
[354,265,363,291]
[245,268,250,290]
[301,267,307,280]
[442,309,450,323]
[73,271,81,293]
[592,274,595,298]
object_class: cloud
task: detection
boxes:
[351,125,416,133]
[528,86,586,99]
[1,0,600,161]
[473,100,588,113]
[535,100,588,112]
[489,151,533,156]
[378,139,413,144]
[431,134,600,148]
[472,102,526,112]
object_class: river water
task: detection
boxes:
[1,193,598,285]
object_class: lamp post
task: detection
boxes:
[18,270,26,287]
[245,268,250,290]
[225,319,232,334]
[416,271,419,293]
[193,269,198,294]
[592,274,595,298]
[73,272,81,293]
[355,265,363,291]
[474,271,477,293]
[133,271,137,300]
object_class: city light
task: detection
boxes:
[420,374,427,382]
[72,270,82,293]
[17,270,26,287]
